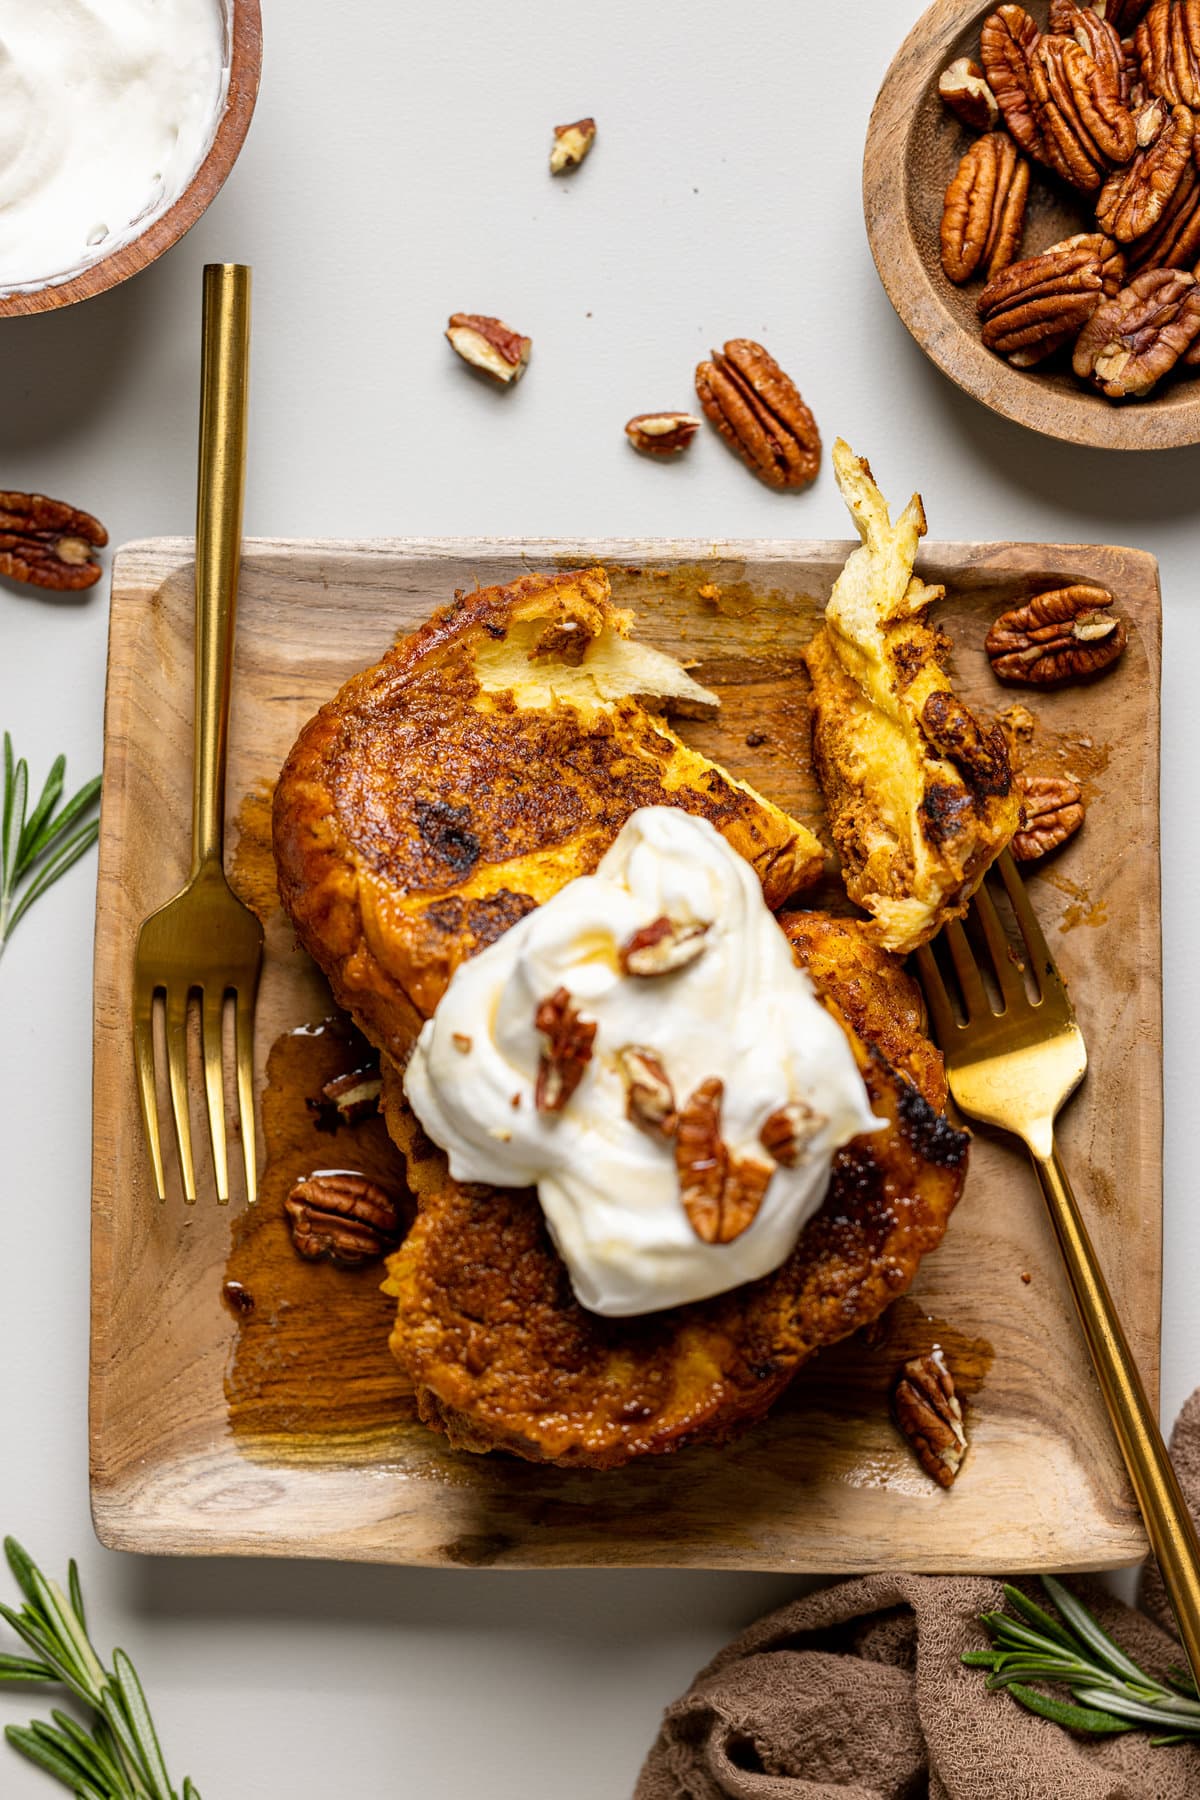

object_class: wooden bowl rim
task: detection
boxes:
[863,0,1200,452]
[0,0,262,319]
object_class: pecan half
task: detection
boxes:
[1052,0,1130,100]
[624,411,702,455]
[1098,0,1152,30]
[893,1350,968,1489]
[982,6,1048,159]
[920,691,1014,795]
[445,313,532,384]
[284,1172,404,1266]
[1129,158,1200,266]
[1013,774,1086,861]
[939,57,1002,131]
[1073,265,1200,393]
[978,234,1123,365]
[941,133,1030,283]
[534,987,596,1113]
[1031,33,1137,189]
[617,1045,677,1136]
[1096,100,1194,239]
[760,1101,823,1168]
[985,585,1128,684]
[549,117,596,174]
[694,340,821,490]
[675,1078,773,1246]
[1135,0,1200,105]
[619,914,710,976]
[0,492,107,591]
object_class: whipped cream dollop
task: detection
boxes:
[0,0,229,293]
[405,808,881,1317]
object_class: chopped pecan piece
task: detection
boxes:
[893,1350,968,1488]
[1129,159,1200,266]
[624,411,702,455]
[617,1045,677,1136]
[978,233,1123,365]
[306,1061,383,1131]
[759,1101,823,1168]
[534,987,596,1113]
[1073,266,1200,393]
[0,492,107,591]
[1096,100,1194,239]
[939,57,1002,131]
[1135,0,1200,105]
[986,585,1127,685]
[285,1172,404,1266]
[1030,32,1137,189]
[694,339,821,490]
[941,133,1030,283]
[549,117,596,173]
[675,1077,773,1246]
[619,914,710,976]
[1013,774,1086,861]
[446,313,532,384]
[982,6,1049,160]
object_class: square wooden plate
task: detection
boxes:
[92,536,1161,1569]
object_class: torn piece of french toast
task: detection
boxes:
[803,441,1020,954]
[273,567,825,1063]
[381,910,967,1469]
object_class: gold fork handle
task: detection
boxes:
[192,263,252,874]
[1033,1138,1200,1678]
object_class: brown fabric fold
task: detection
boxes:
[637,1394,1200,1800]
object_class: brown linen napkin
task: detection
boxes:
[637,1395,1200,1800]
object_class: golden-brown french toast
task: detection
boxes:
[381,911,967,1469]
[804,442,1020,954]
[273,567,825,1063]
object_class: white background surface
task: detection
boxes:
[1,1,1197,1793]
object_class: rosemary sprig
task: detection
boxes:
[0,733,100,962]
[0,1539,201,1798]
[965,1575,1200,1745]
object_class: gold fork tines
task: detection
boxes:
[131,265,262,1205]
[916,850,1200,1686]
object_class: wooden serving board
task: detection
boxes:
[92,536,1162,1570]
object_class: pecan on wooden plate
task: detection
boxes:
[1030,31,1137,189]
[939,57,1001,131]
[534,986,596,1113]
[1013,774,1086,861]
[977,233,1123,365]
[986,584,1127,685]
[1096,99,1194,240]
[1073,265,1200,394]
[674,1077,772,1246]
[981,5,1049,161]
[445,313,531,384]
[0,492,107,591]
[1134,0,1200,106]
[941,132,1030,283]
[1129,158,1200,267]
[893,1349,968,1488]
[694,339,821,490]
[285,1171,404,1266]
[1051,0,1130,101]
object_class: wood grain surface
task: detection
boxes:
[863,0,1200,450]
[0,0,261,318]
[92,535,1161,1569]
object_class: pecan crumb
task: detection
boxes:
[534,987,596,1113]
[452,1032,473,1054]
[550,117,596,174]
[625,411,701,455]
[1021,1270,1033,1284]
[745,729,769,747]
[620,914,710,977]
[446,313,531,385]
[893,1349,968,1488]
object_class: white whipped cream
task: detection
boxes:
[405,808,880,1317]
[0,0,230,293]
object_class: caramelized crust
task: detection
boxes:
[381,913,966,1469]
[273,567,824,1062]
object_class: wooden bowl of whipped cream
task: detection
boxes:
[0,0,261,317]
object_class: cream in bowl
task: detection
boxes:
[0,0,230,295]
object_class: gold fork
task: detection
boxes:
[916,850,1200,1679]
[133,264,262,1205]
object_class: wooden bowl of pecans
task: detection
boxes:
[0,0,261,320]
[864,0,1200,449]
